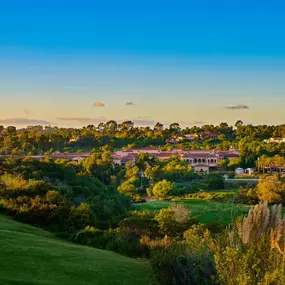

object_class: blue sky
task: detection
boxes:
[0,1,285,127]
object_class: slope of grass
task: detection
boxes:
[134,199,250,224]
[0,215,153,285]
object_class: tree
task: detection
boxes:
[216,158,229,169]
[161,158,194,182]
[97,122,105,132]
[183,224,213,254]
[67,203,98,232]
[6,126,17,135]
[144,165,160,182]
[217,134,226,141]
[235,120,244,128]
[154,205,196,236]
[227,157,241,170]
[105,120,118,134]
[86,125,95,130]
[135,152,149,171]
[150,179,175,199]
[117,180,138,198]
[169,123,180,132]
[125,163,140,180]
[219,122,231,134]
[257,155,269,174]
[154,122,164,132]
[204,174,224,190]
[257,155,285,174]
[256,175,285,203]
[119,216,159,237]
[82,150,113,183]
[119,121,134,131]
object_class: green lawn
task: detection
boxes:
[0,215,153,285]
[134,200,250,224]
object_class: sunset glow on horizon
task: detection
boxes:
[1,1,285,128]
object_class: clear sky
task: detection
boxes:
[0,0,285,127]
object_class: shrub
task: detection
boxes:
[256,175,285,203]
[154,205,197,237]
[183,224,214,253]
[119,216,159,237]
[204,174,224,190]
[140,235,171,248]
[150,243,217,285]
[214,201,285,285]
[73,226,147,257]
[150,244,188,285]
[185,191,233,201]
[150,180,176,199]
[130,210,155,218]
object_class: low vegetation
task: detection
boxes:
[134,199,250,225]
[1,122,285,284]
[0,214,153,285]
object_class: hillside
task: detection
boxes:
[0,215,153,285]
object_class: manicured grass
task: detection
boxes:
[0,215,153,285]
[134,199,250,224]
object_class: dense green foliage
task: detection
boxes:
[1,122,285,284]
[0,153,131,235]
[1,122,285,167]
[146,202,285,285]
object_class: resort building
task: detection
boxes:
[199,132,220,140]
[264,137,285,143]
[166,132,220,144]
[112,148,240,173]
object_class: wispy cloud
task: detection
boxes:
[225,104,250,110]
[92,101,105,108]
[0,118,51,126]
[56,117,106,123]
[191,121,207,125]
[137,116,152,119]
[57,117,155,126]
[132,119,156,126]
[125,101,135,106]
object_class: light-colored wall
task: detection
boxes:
[194,166,209,174]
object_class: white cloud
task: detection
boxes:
[125,102,135,106]
[0,118,52,126]
[226,104,250,110]
[92,102,105,107]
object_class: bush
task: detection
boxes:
[214,202,285,285]
[150,244,188,285]
[73,226,147,257]
[185,191,233,201]
[204,174,224,190]
[149,180,176,199]
[119,216,159,237]
[155,205,197,237]
[150,243,217,285]
[234,187,258,204]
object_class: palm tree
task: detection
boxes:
[257,155,267,174]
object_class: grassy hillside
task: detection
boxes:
[0,215,153,285]
[134,199,250,224]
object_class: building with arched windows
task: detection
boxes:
[111,148,240,173]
